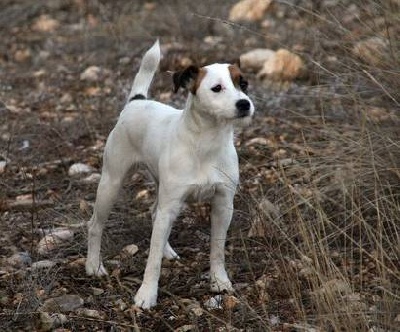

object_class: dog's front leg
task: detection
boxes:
[210,186,235,293]
[134,197,182,309]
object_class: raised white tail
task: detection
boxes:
[127,40,160,102]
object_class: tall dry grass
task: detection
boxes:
[240,1,399,330]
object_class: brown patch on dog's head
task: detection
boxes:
[173,66,207,95]
[229,64,248,93]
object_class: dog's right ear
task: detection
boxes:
[173,65,199,94]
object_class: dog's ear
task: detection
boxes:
[173,65,199,93]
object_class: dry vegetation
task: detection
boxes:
[0,0,399,331]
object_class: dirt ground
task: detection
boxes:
[0,0,399,331]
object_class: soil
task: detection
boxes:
[0,1,399,331]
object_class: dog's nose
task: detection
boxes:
[236,99,251,118]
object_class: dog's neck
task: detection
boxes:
[180,93,234,146]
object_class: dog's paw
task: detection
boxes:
[163,243,180,260]
[210,274,233,293]
[85,260,108,277]
[134,284,158,309]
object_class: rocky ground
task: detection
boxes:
[0,0,399,331]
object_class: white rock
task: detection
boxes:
[37,229,74,255]
[121,244,139,256]
[204,295,223,310]
[229,0,272,22]
[0,160,7,174]
[81,172,101,184]
[80,65,102,81]
[31,260,57,270]
[258,49,305,81]
[240,49,275,71]
[68,163,93,177]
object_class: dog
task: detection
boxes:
[85,40,254,309]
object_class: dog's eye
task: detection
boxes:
[239,77,248,92]
[211,84,222,93]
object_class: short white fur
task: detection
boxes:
[85,40,254,309]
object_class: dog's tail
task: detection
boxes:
[127,40,160,102]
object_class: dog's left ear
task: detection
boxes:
[173,65,199,93]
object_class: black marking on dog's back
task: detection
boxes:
[129,94,146,102]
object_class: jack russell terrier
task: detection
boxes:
[85,40,254,309]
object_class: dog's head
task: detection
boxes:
[173,63,254,123]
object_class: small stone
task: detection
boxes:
[81,173,101,184]
[42,294,84,313]
[7,252,32,268]
[175,325,196,332]
[32,15,60,32]
[121,244,139,256]
[229,0,272,22]
[14,49,31,62]
[91,287,104,296]
[40,312,68,331]
[37,229,74,255]
[258,49,305,82]
[353,37,389,66]
[115,299,128,311]
[240,49,276,71]
[223,295,240,309]
[31,260,57,271]
[204,295,223,310]
[0,160,7,174]
[68,163,93,177]
[77,308,104,319]
[80,66,102,81]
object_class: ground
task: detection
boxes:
[0,0,399,331]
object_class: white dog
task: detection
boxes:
[85,40,254,309]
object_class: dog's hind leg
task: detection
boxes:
[86,132,135,276]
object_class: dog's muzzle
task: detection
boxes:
[235,99,252,118]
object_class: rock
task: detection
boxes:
[204,295,223,310]
[115,298,127,311]
[14,49,31,62]
[352,37,390,67]
[7,252,32,268]
[180,298,203,317]
[175,325,196,332]
[39,312,68,331]
[223,295,240,309]
[229,0,272,22]
[121,244,139,256]
[41,294,84,312]
[0,160,7,173]
[81,172,101,184]
[91,287,104,296]
[77,308,105,320]
[31,260,57,271]
[37,229,74,255]
[68,163,93,177]
[32,15,60,32]
[80,66,102,81]
[258,49,305,81]
[240,49,276,71]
